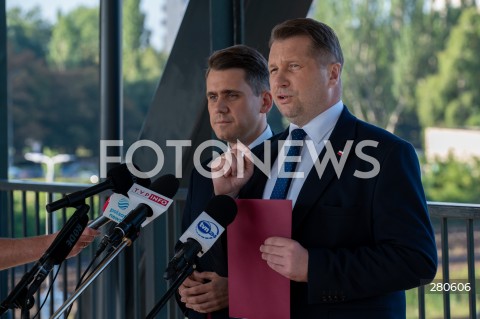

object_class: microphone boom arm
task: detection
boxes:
[0,204,90,317]
[50,239,131,319]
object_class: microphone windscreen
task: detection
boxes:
[206,195,237,228]
[108,163,151,195]
[108,163,136,194]
[150,174,180,198]
[131,163,152,187]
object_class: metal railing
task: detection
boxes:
[422,202,480,319]
[1,180,479,319]
[0,180,104,318]
[0,179,187,319]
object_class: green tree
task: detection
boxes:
[417,7,480,128]
[121,0,167,147]
[7,6,51,58]
[8,7,101,156]
[423,154,480,203]
[313,0,472,147]
[123,0,144,81]
[8,2,166,159]
[9,40,100,155]
[48,6,99,70]
[122,0,166,82]
[313,0,431,142]
[314,1,398,131]
[9,46,54,155]
[123,0,146,51]
[388,0,424,138]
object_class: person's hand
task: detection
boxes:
[211,146,254,197]
[66,227,100,258]
[260,237,309,282]
[178,271,229,313]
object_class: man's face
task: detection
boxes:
[269,35,339,127]
[206,68,271,145]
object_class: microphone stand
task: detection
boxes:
[146,262,195,319]
[0,204,90,319]
[50,239,131,319]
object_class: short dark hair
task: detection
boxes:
[269,18,344,67]
[206,45,270,96]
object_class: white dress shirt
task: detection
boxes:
[263,101,344,207]
[227,124,273,150]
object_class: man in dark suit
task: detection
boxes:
[212,18,437,319]
[178,45,273,318]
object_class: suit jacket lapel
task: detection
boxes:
[240,107,358,232]
[241,129,288,199]
[292,106,358,232]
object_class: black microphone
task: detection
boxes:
[0,203,92,314]
[22,204,91,303]
[89,172,178,230]
[164,195,237,280]
[43,209,90,266]
[46,163,151,213]
[97,174,179,252]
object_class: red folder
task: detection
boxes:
[228,199,291,319]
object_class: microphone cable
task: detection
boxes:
[31,261,63,319]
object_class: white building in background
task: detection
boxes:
[425,127,480,162]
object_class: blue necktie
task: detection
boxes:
[270,129,307,199]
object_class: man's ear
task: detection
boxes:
[329,63,341,86]
[260,91,273,114]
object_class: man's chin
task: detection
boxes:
[214,132,235,143]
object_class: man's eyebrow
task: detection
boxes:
[221,89,241,94]
[207,89,242,96]
[270,58,301,67]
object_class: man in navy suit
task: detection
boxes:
[212,18,437,319]
[177,45,273,318]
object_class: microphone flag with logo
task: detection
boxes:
[99,173,178,226]
[164,195,237,280]
[97,174,179,251]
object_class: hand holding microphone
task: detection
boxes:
[55,174,179,319]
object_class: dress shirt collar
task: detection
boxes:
[228,124,273,150]
[288,100,343,144]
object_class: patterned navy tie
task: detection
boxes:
[270,129,307,199]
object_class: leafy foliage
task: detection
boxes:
[7,2,167,160]
[9,40,100,155]
[6,6,51,57]
[314,1,407,133]
[48,6,99,69]
[312,1,480,203]
[6,1,480,204]
[313,0,476,147]
[417,7,480,128]
[423,154,480,203]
